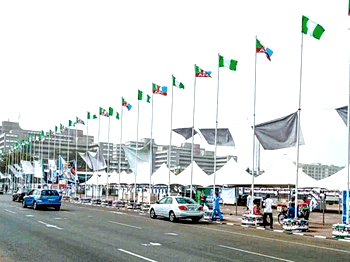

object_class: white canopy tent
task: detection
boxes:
[150,163,176,185]
[317,166,348,190]
[85,171,108,185]
[210,158,252,186]
[254,154,318,188]
[172,161,212,187]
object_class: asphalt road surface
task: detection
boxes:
[0,195,349,262]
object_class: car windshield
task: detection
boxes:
[41,190,59,196]
[175,197,196,204]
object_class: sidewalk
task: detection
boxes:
[219,204,342,239]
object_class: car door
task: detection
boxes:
[155,197,168,217]
[26,190,36,206]
[163,197,173,216]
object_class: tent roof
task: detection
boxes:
[172,161,212,186]
[150,163,176,185]
[211,158,252,186]
[317,166,347,190]
[85,171,108,185]
[254,155,318,187]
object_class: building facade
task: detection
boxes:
[297,162,345,180]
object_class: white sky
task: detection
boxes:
[0,0,349,171]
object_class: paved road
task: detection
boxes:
[0,195,349,262]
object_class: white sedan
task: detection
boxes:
[149,196,204,223]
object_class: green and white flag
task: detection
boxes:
[116,112,120,120]
[302,16,325,40]
[172,75,185,89]
[219,55,238,71]
[109,107,114,117]
[138,90,151,103]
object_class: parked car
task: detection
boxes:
[112,200,125,208]
[22,189,61,210]
[140,204,151,212]
[91,198,101,205]
[126,200,141,209]
[80,197,92,204]
[12,188,31,202]
[101,199,113,206]
[149,196,204,223]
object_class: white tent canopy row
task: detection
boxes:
[316,166,349,191]
[84,157,325,188]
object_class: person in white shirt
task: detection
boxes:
[263,194,273,229]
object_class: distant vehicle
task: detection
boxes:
[149,196,204,223]
[112,200,125,208]
[101,199,113,206]
[80,197,92,204]
[12,188,31,202]
[91,199,101,205]
[127,200,141,209]
[22,189,61,211]
[140,204,151,212]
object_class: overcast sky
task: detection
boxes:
[0,0,349,171]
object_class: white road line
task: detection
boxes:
[37,221,63,230]
[184,224,350,254]
[274,230,284,233]
[219,245,295,262]
[4,209,16,214]
[25,215,34,217]
[339,239,350,243]
[118,249,158,262]
[227,223,234,226]
[314,235,327,239]
[293,232,304,236]
[110,211,127,215]
[108,221,142,229]
[165,233,178,236]
[62,211,75,215]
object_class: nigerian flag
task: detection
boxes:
[172,75,185,89]
[302,16,325,40]
[138,90,151,103]
[219,55,238,71]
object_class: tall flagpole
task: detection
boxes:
[295,32,304,219]
[251,36,258,214]
[149,89,154,203]
[190,65,197,199]
[85,114,89,198]
[75,123,78,198]
[213,54,221,193]
[168,76,174,195]
[47,133,50,184]
[98,111,101,198]
[135,99,140,202]
[53,129,56,185]
[119,104,123,200]
[347,28,350,225]
[107,113,111,199]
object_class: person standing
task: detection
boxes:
[263,194,273,229]
[211,190,223,221]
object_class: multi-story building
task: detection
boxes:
[0,121,236,177]
[296,162,345,180]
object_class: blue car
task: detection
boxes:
[22,189,61,211]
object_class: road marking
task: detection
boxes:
[108,221,142,229]
[184,224,350,254]
[227,223,234,226]
[219,245,295,262]
[4,209,16,214]
[314,235,327,239]
[165,233,178,236]
[274,230,283,233]
[25,215,34,217]
[110,211,127,215]
[118,249,158,262]
[62,211,75,215]
[339,239,350,243]
[293,232,304,236]
[38,221,63,230]
[141,242,162,246]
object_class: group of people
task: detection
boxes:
[251,194,274,229]
[250,193,311,228]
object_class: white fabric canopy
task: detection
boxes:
[172,161,212,186]
[254,155,318,187]
[119,171,136,184]
[211,158,252,186]
[85,171,108,185]
[317,166,347,190]
[151,163,176,185]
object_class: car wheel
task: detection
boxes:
[169,211,177,222]
[33,201,39,210]
[22,200,27,208]
[150,209,157,219]
[55,206,60,211]
[192,217,201,223]
[12,197,15,202]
